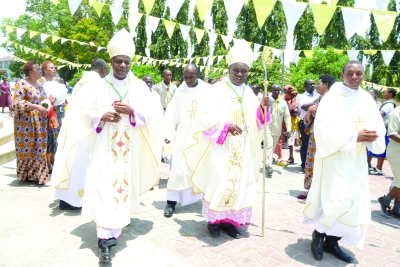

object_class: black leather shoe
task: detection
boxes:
[99,246,112,262]
[378,196,392,216]
[219,223,241,239]
[310,230,325,260]
[59,200,82,210]
[207,223,220,237]
[164,204,175,218]
[323,236,354,263]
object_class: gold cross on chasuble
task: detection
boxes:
[352,108,367,155]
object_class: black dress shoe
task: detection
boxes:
[219,223,241,239]
[164,203,175,218]
[59,200,82,210]
[310,230,325,260]
[378,196,392,216]
[323,236,354,263]
[99,246,112,262]
[207,223,220,237]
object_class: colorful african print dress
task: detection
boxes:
[11,81,49,184]
[304,96,322,190]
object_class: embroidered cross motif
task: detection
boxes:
[352,108,367,155]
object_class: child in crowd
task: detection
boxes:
[287,107,301,164]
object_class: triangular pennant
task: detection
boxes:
[16,28,27,39]
[40,33,50,43]
[189,58,194,63]
[129,13,143,31]
[217,55,224,64]
[281,0,307,32]
[221,35,231,49]
[195,57,201,65]
[208,32,218,49]
[110,5,124,26]
[163,20,176,39]
[253,51,261,61]
[381,50,396,65]
[194,28,205,44]
[29,31,39,39]
[52,36,61,43]
[146,16,160,33]
[223,69,228,74]
[311,4,337,35]
[179,24,190,41]
[363,50,378,55]
[5,25,15,34]
[224,0,244,34]
[92,1,104,17]
[202,57,208,65]
[23,47,31,54]
[303,50,313,58]
[167,0,185,19]
[254,43,262,52]
[200,66,205,72]
[176,62,182,67]
[331,0,339,5]
[341,8,370,39]
[334,49,343,54]
[6,41,13,47]
[61,38,69,44]
[68,0,82,15]
[143,0,156,14]
[253,0,277,28]
[196,0,215,21]
[372,10,398,42]
[293,50,301,65]
[271,48,283,59]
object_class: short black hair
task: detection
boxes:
[252,84,261,89]
[184,64,199,74]
[162,69,172,75]
[387,88,397,98]
[304,78,313,87]
[319,74,336,89]
[91,58,106,70]
[369,88,378,96]
[342,60,364,73]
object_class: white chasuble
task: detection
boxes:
[163,80,211,193]
[303,83,386,245]
[184,78,264,212]
[81,71,163,229]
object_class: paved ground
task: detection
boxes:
[0,137,399,266]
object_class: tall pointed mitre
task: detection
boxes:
[226,39,253,69]
[107,28,135,59]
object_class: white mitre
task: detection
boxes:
[107,28,135,59]
[226,39,253,69]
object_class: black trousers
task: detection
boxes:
[298,120,310,169]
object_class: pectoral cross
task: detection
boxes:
[352,108,367,155]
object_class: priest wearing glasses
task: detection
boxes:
[75,29,162,262]
[184,40,271,239]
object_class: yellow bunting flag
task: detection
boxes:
[5,25,15,34]
[253,0,276,28]
[334,49,343,54]
[130,13,143,30]
[194,28,205,44]
[244,0,249,4]
[330,0,339,5]
[196,0,215,21]
[303,50,313,58]
[311,4,337,35]
[52,36,61,43]
[364,50,378,55]
[163,20,176,39]
[92,1,104,17]
[51,0,59,4]
[195,57,201,66]
[143,0,156,14]
[372,10,398,43]
[29,31,39,38]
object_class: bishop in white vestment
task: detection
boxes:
[184,41,271,239]
[162,64,210,217]
[78,30,162,263]
[304,61,386,263]
[52,58,108,210]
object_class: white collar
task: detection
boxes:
[112,75,127,86]
[342,83,358,95]
[226,76,245,90]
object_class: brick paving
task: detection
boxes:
[0,147,399,267]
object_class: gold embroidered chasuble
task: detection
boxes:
[163,80,211,191]
[304,83,386,229]
[184,78,265,212]
[79,71,162,229]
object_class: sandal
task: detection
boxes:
[277,160,289,167]
[287,158,295,164]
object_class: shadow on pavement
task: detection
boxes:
[70,218,154,266]
[48,199,81,217]
[157,177,168,190]
[7,176,49,188]
[371,210,400,229]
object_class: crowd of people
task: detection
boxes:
[3,28,399,264]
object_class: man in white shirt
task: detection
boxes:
[153,69,177,112]
[252,84,263,102]
[296,79,319,171]
[265,84,291,173]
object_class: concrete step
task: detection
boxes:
[0,117,15,165]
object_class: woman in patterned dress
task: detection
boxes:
[11,61,52,184]
[38,61,65,174]
[298,74,336,200]
[0,77,12,113]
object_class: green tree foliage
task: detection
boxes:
[262,0,287,49]
[293,1,318,50]
[233,0,263,44]
[288,47,349,92]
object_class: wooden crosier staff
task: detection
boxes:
[260,48,272,237]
